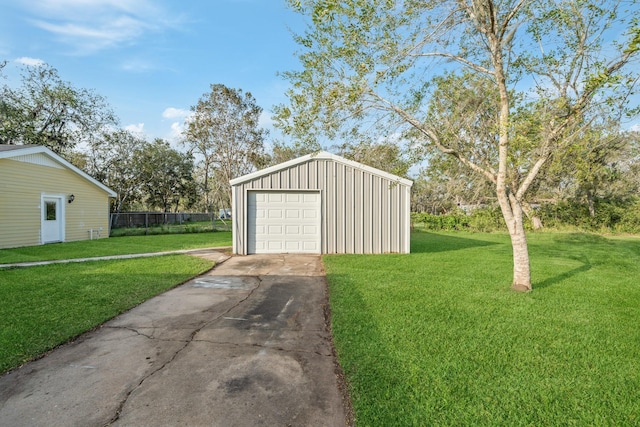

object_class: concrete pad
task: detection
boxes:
[210,253,325,277]
[0,253,349,426]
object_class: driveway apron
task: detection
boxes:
[0,253,348,427]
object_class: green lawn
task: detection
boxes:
[324,231,640,426]
[110,220,232,236]
[0,231,232,264]
[0,254,213,374]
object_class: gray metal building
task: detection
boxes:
[230,151,413,255]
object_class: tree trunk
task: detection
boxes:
[496,191,532,291]
[587,191,596,217]
[508,202,532,292]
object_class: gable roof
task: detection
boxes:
[0,144,117,197]
[230,151,413,187]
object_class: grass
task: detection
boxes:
[0,254,214,375]
[0,231,232,264]
[323,231,640,426]
[110,220,232,237]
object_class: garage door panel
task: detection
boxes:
[247,191,321,254]
[303,209,317,218]
[268,225,283,234]
[303,225,317,234]
[303,193,317,203]
[286,225,300,234]
[285,209,300,218]
[285,241,302,250]
[303,241,318,250]
[268,241,283,250]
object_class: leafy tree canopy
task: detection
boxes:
[0,62,116,155]
[183,84,268,210]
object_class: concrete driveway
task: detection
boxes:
[0,252,350,426]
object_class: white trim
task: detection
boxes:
[41,193,66,244]
[231,185,237,255]
[230,151,413,188]
[1,145,117,197]
[403,185,411,253]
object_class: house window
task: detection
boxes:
[46,201,57,221]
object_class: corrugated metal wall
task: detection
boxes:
[232,157,412,254]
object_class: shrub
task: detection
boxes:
[412,198,640,234]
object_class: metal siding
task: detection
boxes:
[403,185,412,253]
[380,179,388,251]
[346,165,353,253]
[320,161,328,253]
[371,175,380,254]
[328,160,337,253]
[334,161,342,253]
[392,184,400,252]
[231,157,412,254]
[353,168,361,253]
[363,171,371,254]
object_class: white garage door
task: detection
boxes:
[247,191,321,254]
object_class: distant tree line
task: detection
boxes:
[0,62,268,214]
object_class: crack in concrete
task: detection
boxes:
[103,275,263,426]
[104,326,154,340]
[190,338,333,357]
[102,326,187,344]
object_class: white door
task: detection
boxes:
[247,191,321,254]
[42,196,63,243]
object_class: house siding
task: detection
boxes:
[0,158,111,249]
[231,157,412,255]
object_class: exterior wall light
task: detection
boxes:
[68,194,75,203]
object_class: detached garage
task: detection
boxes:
[230,151,413,255]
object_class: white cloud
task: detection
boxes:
[120,58,155,73]
[20,0,184,55]
[630,123,640,132]
[31,17,145,53]
[14,57,46,66]
[162,107,191,120]
[258,111,274,129]
[124,123,145,134]
[169,121,183,140]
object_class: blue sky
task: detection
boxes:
[1,0,638,151]
[0,0,307,146]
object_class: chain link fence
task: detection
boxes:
[109,212,231,236]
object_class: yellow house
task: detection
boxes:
[0,144,117,249]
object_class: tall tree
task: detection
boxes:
[85,129,147,214]
[276,0,640,291]
[183,84,267,210]
[0,63,116,155]
[268,139,322,165]
[135,139,196,212]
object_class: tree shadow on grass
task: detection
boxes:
[534,256,594,290]
[410,231,500,254]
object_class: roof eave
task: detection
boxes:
[0,145,117,197]
[230,151,413,187]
